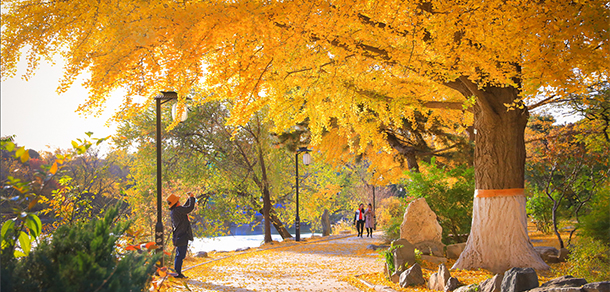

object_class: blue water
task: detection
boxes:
[190,233,321,253]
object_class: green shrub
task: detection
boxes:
[403,159,474,244]
[562,237,610,282]
[578,186,610,243]
[380,243,403,275]
[3,205,159,292]
[526,186,554,234]
[383,215,403,242]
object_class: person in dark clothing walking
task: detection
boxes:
[353,203,366,237]
[167,191,196,279]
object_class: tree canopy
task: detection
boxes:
[3,0,607,165]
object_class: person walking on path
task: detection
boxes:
[364,203,375,238]
[353,203,366,237]
[167,191,197,279]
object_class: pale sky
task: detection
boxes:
[1,59,123,153]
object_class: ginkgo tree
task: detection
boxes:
[2,0,609,272]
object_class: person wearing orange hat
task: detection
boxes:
[167,191,196,279]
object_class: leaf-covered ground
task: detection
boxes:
[165,230,567,292]
[169,234,385,291]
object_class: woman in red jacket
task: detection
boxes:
[353,203,366,237]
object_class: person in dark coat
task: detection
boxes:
[167,191,196,279]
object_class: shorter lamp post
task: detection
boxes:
[154,91,188,267]
[295,147,311,241]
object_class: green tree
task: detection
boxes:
[525,115,610,248]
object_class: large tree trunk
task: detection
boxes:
[450,80,549,273]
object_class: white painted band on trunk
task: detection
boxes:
[452,194,549,273]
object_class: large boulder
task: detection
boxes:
[446,243,467,259]
[392,239,416,272]
[480,273,504,292]
[429,263,452,291]
[534,246,561,263]
[322,209,331,236]
[500,267,538,292]
[399,263,425,287]
[400,198,445,256]
[583,282,610,292]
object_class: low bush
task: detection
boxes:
[558,236,610,282]
[2,206,159,292]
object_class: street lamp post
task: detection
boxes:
[295,147,311,242]
[154,91,187,266]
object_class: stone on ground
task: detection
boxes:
[534,246,560,263]
[399,263,425,288]
[445,277,461,292]
[500,267,538,292]
[421,254,448,264]
[400,198,445,256]
[429,263,452,291]
[446,243,466,259]
[583,282,610,292]
[479,273,504,292]
[392,238,416,272]
[454,284,479,292]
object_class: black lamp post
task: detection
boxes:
[154,91,187,266]
[295,147,311,241]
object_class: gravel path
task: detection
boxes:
[175,233,386,292]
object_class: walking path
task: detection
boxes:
[173,233,386,291]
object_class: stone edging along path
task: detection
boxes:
[182,233,355,272]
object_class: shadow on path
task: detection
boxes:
[183,280,258,292]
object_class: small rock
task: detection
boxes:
[583,282,610,292]
[390,271,401,284]
[235,247,250,252]
[480,273,503,292]
[399,263,425,287]
[540,276,587,288]
[445,277,461,292]
[421,255,448,265]
[195,251,208,258]
[535,246,560,263]
[558,248,570,262]
[526,276,587,292]
[446,243,467,259]
[367,244,390,250]
[500,267,538,292]
[455,284,479,292]
[416,240,446,257]
[429,263,452,291]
